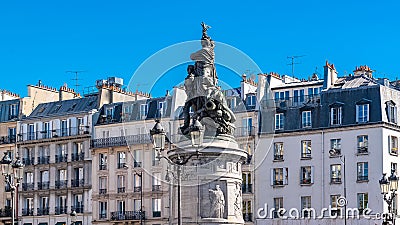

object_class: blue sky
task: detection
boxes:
[1,1,399,97]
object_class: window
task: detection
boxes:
[43,122,50,138]
[389,136,398,155]
[9,104,17,117]
[8,127,16,142]
[275,113,284,130]
[330,107,342,125]
[246,95,256,107]
[105,107,114,118]
[357,135,368,154]
[357,193,368,213]
[300,166,313,185]
[387,101,397,124]
[134,150,142,167]
[357,162,368,181]
[56,195,67,214]
[158,101,166,117]
[99,153,107,170]
[152,198,161,217]
[99,177,107,194]
[57,169,67,188]
[99,202,107,219]
[102,130,109,138]
[24,197,34,213]
[330,164,342,184]
[271,168,288,186]
[73,194,83,213]
[117,175,125,193]
[308,87,320,96]
[61,120,68,136]
[273,142,284,161]
[56,144,68,163]
[356,104,369,123]
[242,173,252,193]
[242,200,252,222]
[273,197,284,218]
[242,117,253,136]
[301,111,311,128]
[392,163,398,175]
[134,174,142,192]
[152,173,161,191]
[140,104,148,119]
[330,139,342,156]
[274,91,289,101]
[301,196,312,218]
[134,199,142,211]
[229,98,236,110]
[330,195,341,216]
[117,152,126,169]
[293,89,305,103]
[28,124,35,140]
[117,200,125,212]
[301,140,312,158]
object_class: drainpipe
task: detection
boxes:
[321,130,325,215]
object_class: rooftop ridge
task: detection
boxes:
[1,89,20,98]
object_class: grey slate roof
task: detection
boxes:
[0,99,20,122]
[333,75,378,89]
[27,95,99,119]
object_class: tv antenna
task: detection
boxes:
[66,70,86,93]
[287,55,305,77]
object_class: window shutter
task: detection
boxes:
[389,136,391,154]
[311,166,315,184]
[339,107,342,124]
[395,107,398,124]
[356,105,359,123]
[270,169,274,186]
[330,108,333,125]
[366,104,370,122]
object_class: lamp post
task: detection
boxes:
[134,170,143,225]
[70,210,77,225]
[329,149,346,225]
[379,169,399,225]
[150,119,203,225]
[1,152,24,225]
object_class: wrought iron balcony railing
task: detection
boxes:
[0,207,11,217]
[134,186,142,192]
[117,162,127,169]
[99,189,107,194]
[331,177,342,184]
[110,211,145,221]
[357,146,368,154]
[152,185,161,192]
[37,181,50,190]
[72,205,84,213]
[22,157,35,165]
[55,180,68,189]
[22,183,34,191]
[242,184,253,193]
[22,208,34,216]
[243,213,253,222]
[55,206,68,215]
[273,154,283,161]
[37,207,49,216]
[55,154,68,163]
[37,156,50,165]
[0,135,16,145]
[99,164,107,170]
[134,162,142,168]
[91,134,151,148]
[71,179,84,188]
[71,152,85,161]
[153,211,161,217]
[117,187,125,193]
[18,127,90,142]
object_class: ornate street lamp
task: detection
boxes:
[150,119,166,151]
[379,169,398,225]
[70,210,77,225]
[1,152,24,225]
[190,119,204,148]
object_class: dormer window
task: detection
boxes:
[105,107,114,118]
[158,101,166,117]
[330,102,344,126]
[386,101,397,124]
[9,104,17,117]
[356,104,369,123]
[140,104,148,119]
[246,94,256,107]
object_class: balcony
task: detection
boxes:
[301,153,312,159]
[117,162,127,169]
[273,154,283,161]
[18,127,90,142]
[22,157,35,166]
[357,175,368,182]
[153,211,161,217]
[37,156,50,165]
[357,146,368,154]
[242,184,252,193]
[37,207,49,216]
[134,162,142,168]
[134,187,142,193]
[234,127,255,137]
[99,164,107,170]
[55,206,68,215]
[72,152,85,161]
[99,212,107,219]
[274,94,321,108]
[331,177,342,184]
[0,207,11,217]
[0,135,16,145]
[22,208,34,216]
[152,185,161,192]
[72,205,84,213]
[55,180,68,189]
[99,189,107,194]
[117,187,125,193]
[22,183,34,191]
[91,134,151,148]
[37,181,50,190]
[329,149,342,157]
[71,179,84,188]
[110,211,145,221]
[273,180,284,186]
[243,213,252,222]
[55,154,68,163]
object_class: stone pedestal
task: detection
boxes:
[168,136,247,225]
